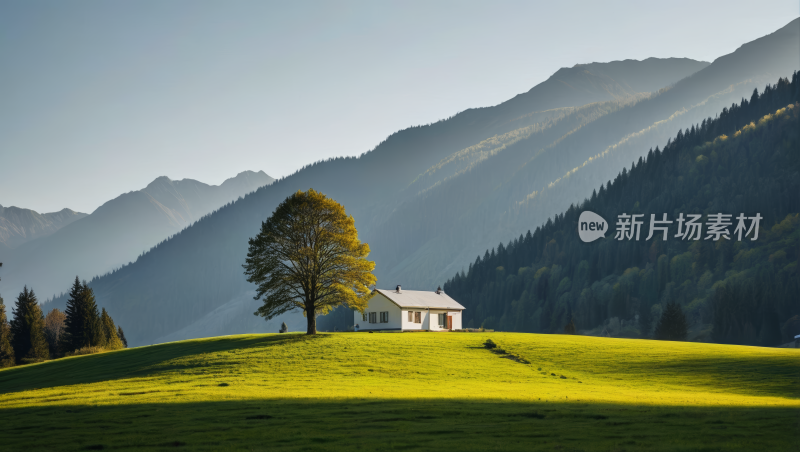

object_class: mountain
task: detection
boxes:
[34,57,706,346]
[0,206,87,249]
[361,18,800,293]
[444,78,799,346]
[41,19,799,347]
[0,170,273,301]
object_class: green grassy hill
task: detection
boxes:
[1,333,798,451]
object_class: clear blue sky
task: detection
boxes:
[1,0,797,213]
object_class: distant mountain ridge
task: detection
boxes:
[497,58,709,118]
[0,205,87,249]
[0,170,274,300]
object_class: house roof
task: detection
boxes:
[374,289,466,311]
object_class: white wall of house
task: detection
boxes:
[427,309,463,331]
[355,292,464,331]
[401,308,428,330]
[354,293,401,330]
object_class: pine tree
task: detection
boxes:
[61,277,103,352]
[564,316,576,335]
[0,295,15,368]
[60,277,83,352]
[82,282,104,347]
[10,287,49,363]
[639,303,652,339]
[117,326,128,348]
[654,301,688,342]
[100,308,123,350]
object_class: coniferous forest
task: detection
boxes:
[445,75,800,346]
[0,268,126,369]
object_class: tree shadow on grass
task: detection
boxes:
[0,398,796,451]
[0,333,325,394]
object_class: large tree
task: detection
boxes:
[10,287,49,363]
[244,189,376,334]
[61,277,103,352]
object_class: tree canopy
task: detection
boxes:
[244,189,376,334]
[0,294,15,367]
[10,286,49,363]
[61,277,104,352]
[654,302,688,341]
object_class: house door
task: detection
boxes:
[447,316,453,330]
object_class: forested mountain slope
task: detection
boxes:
[445,76,800,346]
[37,20,799,346]
[0,206,87,249]
[362,19,800,294]
[0,171,273,301]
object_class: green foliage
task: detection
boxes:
[61,277,104,353]
[0,295,15,368]
[243,189,376,335]
[654,301,688,341]
[564,316,577,335]
[9,287,49,363]
[117,326,127,348]
[446,76,800,345]
[64,346,105,357]
[44,308,65,357]
[100,308,124,351]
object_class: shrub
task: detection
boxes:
[483,339,497,349]
[65,346,105,357]
[19,357,46,365]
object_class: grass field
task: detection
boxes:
[0,332,798,451]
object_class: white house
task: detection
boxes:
[354,285,465,331]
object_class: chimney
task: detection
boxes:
[436,286,442,294]
[396,285,401,293]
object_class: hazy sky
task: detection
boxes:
[1,1,797,213]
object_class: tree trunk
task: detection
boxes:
[306,309,317,335]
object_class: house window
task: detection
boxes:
[363,313,368,322]
[414,312,421,323]
[438,313,447,328]
[380,312,389,323]
[407,311,413,322]
[369,312,377,323]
